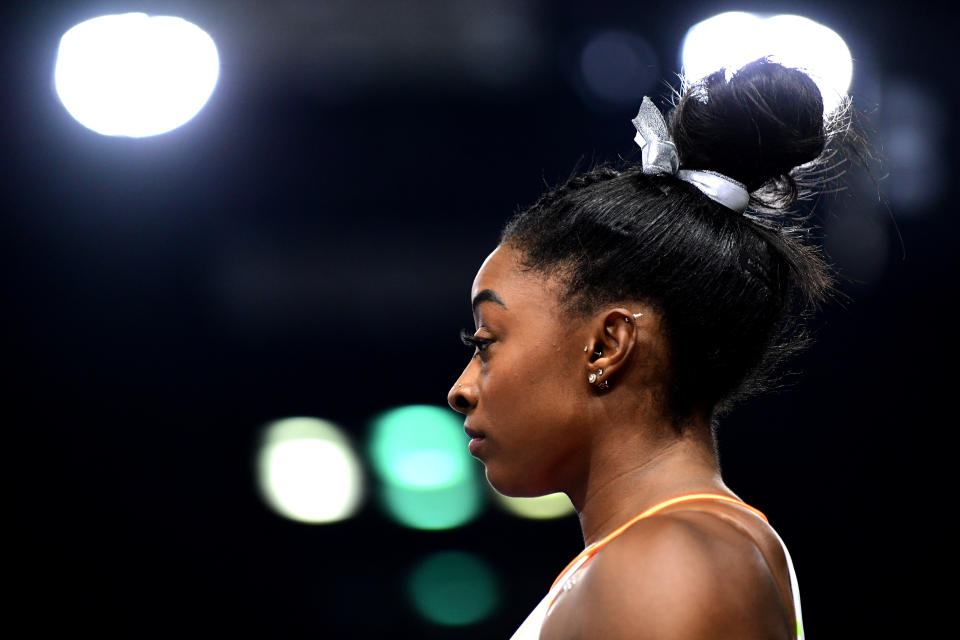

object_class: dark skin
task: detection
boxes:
[448,245,796,640]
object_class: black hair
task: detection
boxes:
[501,59,855,420]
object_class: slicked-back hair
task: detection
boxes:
[501,59,849,420]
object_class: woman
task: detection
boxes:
[447,59,844,639]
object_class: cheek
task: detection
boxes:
[480,349,585,496]
[487,348,580,431]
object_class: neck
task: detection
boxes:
[567,413,732,547]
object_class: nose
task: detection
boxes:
[447,365,477,415]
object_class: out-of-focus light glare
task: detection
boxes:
[368,405,483,529]
[54,13,219,137]
[881,82,945,213]
[681,12,852,113]
[257,417,364,524]
[577,30,659,107]
[368,405,471,489]
[495,491,575,520]
[407,551,499,626]
[380,479,483,530]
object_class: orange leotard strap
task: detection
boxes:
[550,493,767,591]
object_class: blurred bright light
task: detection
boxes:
[380,479,483,530]
[54,13,219,137]
[577,30,659,106]
[256,417,365,524]
[368,405,471,489]
[368,405,483,529]
[407,551,499,626]
[681,12,852,113]
[495,491,575,520]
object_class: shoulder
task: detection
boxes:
[545,510,792,640]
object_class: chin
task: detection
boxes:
[484,466,555,499]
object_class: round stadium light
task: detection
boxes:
[681,12,852,113]
[256,417,365,524]
[54,13,219,137]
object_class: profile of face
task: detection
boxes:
[447,245,595,498]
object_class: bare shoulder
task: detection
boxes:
[542,510,793,640]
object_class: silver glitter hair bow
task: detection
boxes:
[632,97,750,214]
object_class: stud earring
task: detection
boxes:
[596,369,610,390]
[588,373,597,384]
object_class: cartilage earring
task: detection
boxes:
[588,373,597,384]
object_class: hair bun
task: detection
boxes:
[669,59,826,196]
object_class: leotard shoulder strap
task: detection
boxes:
[550,493,767,591]
[539,493,805,639]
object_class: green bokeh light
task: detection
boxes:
[380,476,483,530]
[368,405,484,529]
[407,551,499,626]
[369,405,471,489]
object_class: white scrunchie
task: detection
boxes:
[632,97,750,214]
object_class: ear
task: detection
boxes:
[584,307,646,388]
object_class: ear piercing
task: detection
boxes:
[588,369,610,390]
[583,313,641,387]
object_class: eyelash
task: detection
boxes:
[460,328,493,354]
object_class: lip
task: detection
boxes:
[464,425,486,457]
[467,436,485,456]
[464,426,484,440]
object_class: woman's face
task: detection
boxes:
[447,245,591,497]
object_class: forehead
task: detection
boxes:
[471,245,556,313]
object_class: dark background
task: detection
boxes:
[2,1,953,637]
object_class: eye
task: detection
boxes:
[460,328,493,354]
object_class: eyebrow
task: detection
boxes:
[472,289,508,312]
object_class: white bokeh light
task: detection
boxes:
[681,12,852,113]
[257,417,365,524]
[54,13,219,137]
[494,491,575,520]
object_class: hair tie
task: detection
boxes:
[631,97,750,214]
